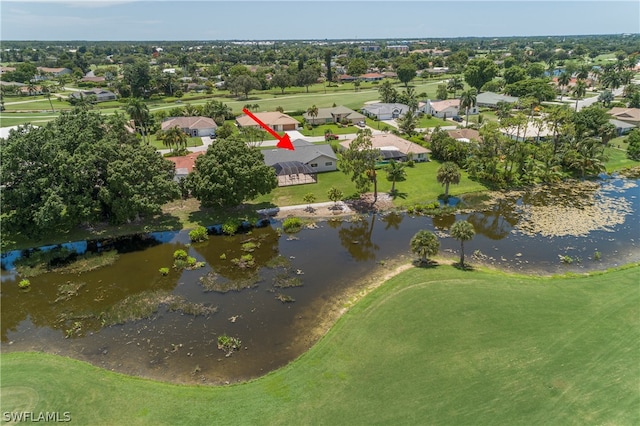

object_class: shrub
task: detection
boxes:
[593,251,602,261]
[159,267,170,276]
[173,249,188,260]
[188,226,209,243]
[283,217,303,233]
[222,219,242,236]
[18,279,31,289]
[217,334,242,355]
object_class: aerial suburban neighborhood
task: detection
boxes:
[1,1,639,424]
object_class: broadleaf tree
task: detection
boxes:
[0,109,180,238]
[339,128,381,203]
[186,136,278,208]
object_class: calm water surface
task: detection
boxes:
[1,177,638,384]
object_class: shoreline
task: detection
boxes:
[3,257,638,387]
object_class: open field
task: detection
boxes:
[2,263,638,425]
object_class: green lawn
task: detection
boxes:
[149,135,204,150]
[2,264,638,425]
[254,160,487,208]
[604,146,640,172]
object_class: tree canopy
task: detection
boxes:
[339,129,381,202]
[0,109,179,238]
[463,58,499,91]
[186,136,278,207]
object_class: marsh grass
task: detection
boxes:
[54,281,86,303]
[273,273,303,288]
[198,272,262,293]
[14,249,119,277]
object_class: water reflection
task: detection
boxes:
[1,177,638,384]
[338,214,380,261]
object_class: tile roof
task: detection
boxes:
[162,116,217,130]
[236,112,299,127]
[608,107,640,122]
[166,151,205,174]
[340,133,430,155]
[428,99,460,109]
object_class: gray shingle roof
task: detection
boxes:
[476,92,519,106]
[262,139,337,166]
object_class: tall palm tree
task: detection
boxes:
[459,88,477,127]
[436,162,461,200]
[384,160,406,194]
[557,72,571,101]
[42,85,55,112]
[450,220,475,267]
[126,98,151,144]
[306,104,319,134]
[410,230,440,264]
[447,77,464,98]
[572,79,588,111]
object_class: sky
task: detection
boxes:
[1,1,639,41]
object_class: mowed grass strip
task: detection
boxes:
[1,264,638,425]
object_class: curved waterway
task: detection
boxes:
[1,177,639,384]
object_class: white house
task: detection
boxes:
[421,99,477,119]
[161,116,218,137]
[361,103,411,120]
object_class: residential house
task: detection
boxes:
[340,133,430,163]
[502,121,553,142]
[166,152,204,181]
[444,128,482,143]
[359,73,385,82]
[79,76,106,84]
[476,92,519,108]
[236,111,299,132]
[608,107,640,126]
[18,85,44,96]
[69,88,117,102]
[382,71,398,79]
[303,105,365,125]
[361,103,411,120]
[162,116,218,137]
[422,99,477,119]
[262,139,338,186]
[338,74,358,83]
[0,66,16,74]
[609,118,636,136]
[35,67,72,80]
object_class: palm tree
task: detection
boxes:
[162,126,188,152]
[572,79,588,111]
[447,77,464,98]
[384,160,406,194]
[126,98,150,144]
[410,230,440,264]
[557,72,571,101]
[598,89,614,107]
[450,220,475,267]
[436,162,461,200]
[42,85,55,112]
[306,104,319,134]
[459,88,477,127]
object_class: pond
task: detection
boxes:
[1,177,639,384]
